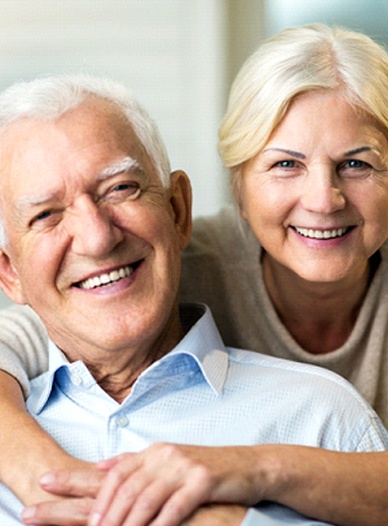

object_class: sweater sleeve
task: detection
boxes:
[0,304,48,397]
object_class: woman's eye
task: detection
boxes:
[275,160,296,168]
[346,160,365,168]
[338,159,372,178]
[269,159,302,177]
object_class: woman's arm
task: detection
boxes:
[0,372,87,505]
[30,443,388,526]
[0,304,48,392]
[260,445,388,526]
[0,305,85,504]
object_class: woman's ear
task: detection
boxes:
[0,251,26,304]
[169,170,192,250]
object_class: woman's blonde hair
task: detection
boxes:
[218,24,388,192]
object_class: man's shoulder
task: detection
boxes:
[226,346,370,402]
[226,345,388,450]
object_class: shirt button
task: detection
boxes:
[116,415,129,428]
[71,374,83,387]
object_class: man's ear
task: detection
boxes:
[0,251,26,304]
[169,170,192,250]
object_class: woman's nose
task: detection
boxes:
[300,166,346,214]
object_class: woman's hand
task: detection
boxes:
[22,443,261,526]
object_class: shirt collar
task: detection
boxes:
[171,303,228,394]
[28,303,228,413]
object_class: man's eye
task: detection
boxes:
[33,210,52,223]
[28,209,60,229]
[108,181,141,200]
[112,183,133,192]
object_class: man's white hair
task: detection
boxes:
[0,74,172,248]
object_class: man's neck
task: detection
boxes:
[52,311,185,404]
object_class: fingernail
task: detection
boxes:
[89,512,102,526]
[39,472,55,486]
[22,506,36,522]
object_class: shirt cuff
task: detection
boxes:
[241,504,334,526]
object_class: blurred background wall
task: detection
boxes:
[0,0,386,307]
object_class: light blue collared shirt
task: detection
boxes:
[0,304,386,525]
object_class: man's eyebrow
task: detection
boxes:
[16,157,144,214]
[262,148,306,159]
[17,193,56,211]
[98,156,141,180]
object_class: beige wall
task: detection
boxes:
[0,0,229,219]
[226,0,265,87]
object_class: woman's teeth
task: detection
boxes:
[294,227,348,239]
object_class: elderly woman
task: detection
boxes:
[0,23,387,526]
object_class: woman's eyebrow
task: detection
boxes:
[344,146,373,156]
[262,148,306,159]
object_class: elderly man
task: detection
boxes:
[0,75,385,526]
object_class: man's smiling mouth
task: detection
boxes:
[292,226,352,239]
[76,263,139,290]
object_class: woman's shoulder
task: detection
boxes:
[186,206,258,259]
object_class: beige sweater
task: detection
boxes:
[1,207,388,427]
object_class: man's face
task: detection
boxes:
[0,99,191,365]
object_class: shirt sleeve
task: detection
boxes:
[242,504,334,526]
[0,304,48,397]
[354,416,388,452]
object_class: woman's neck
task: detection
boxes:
[262,254,373,355]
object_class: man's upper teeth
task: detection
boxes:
[295,227,348,239]
[79,265,133,290]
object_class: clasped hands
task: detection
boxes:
[21,443,261,526]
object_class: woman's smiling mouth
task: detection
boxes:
[292,226,352,239]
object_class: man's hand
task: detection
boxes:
[25,443,264,526]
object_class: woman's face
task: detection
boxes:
[239,90,388,285]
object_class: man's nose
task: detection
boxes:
[300,165,346,214]
[68,197,124,257]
